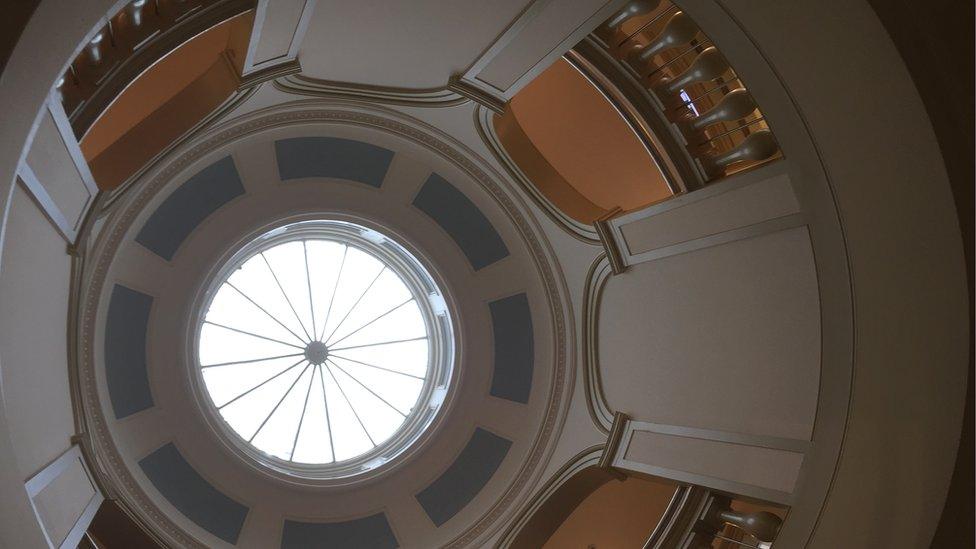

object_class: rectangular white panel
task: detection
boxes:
[243,0,317,74]
[456,0,624,105]
[475,0,618,91]
[614,421,804,504]
[0,186,75,477]
[611,162,801,265]
[25,446,103,549]
[22,99,97,240]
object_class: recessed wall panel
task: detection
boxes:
[412,174,509,270]
[274,137,394,187]
[136,156,245,261]
[105,284,154,419]
[139,443,248,544]
[415,428,511,526]
[282,513,398,549]
[488,293,534,403]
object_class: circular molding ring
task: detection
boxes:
[76,100,574,548]
[188,217,456,484]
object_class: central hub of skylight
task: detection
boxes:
[304,341,329,365]
[194,219,454,480]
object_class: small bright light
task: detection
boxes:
[198,226,440,468]
[679,89,700,116]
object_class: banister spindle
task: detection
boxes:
[625,11,699,71]
[684,88,757,132]
[87,31,105,65]
[714,507,782,542]
[603,0,660,34]
[127,0,148,27]
[657,46,728,96]
[698,130,778,178]
[53,76,65,103]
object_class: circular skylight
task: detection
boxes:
[194,220,453,479]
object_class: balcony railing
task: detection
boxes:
[56,0,254,139]
[576,0,782,189]
[645,487,784,548]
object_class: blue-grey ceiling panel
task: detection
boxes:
[412,173,509,271]
[275,137,394,187]
[139,443,248,544]
[488,293,534,403]
[281,513,398,549]
[105,284,154,418]
[135,156,244,261]
[415,428,512,526]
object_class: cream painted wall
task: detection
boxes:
[599,226,820,442]
[678,0,968,546]
[0,186,75,477]
[0,2,118,546]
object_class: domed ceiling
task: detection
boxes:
[77,103,573,548]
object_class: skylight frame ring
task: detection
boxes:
[186,216,456,485]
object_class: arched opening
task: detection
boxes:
[494,58,674,225]
[79,10,254,190]
[509,466,678,548]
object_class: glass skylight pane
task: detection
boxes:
[250,365,315,460]
[198,323,302,366]
[291,367,334,464]
[322,366,374,461]
[196,224,448,474]
[331,302,426,349]
[227,256,308,341]
[333,339,429,378]
[219,362,307,440]
[202,355,305,407]
[205,286,305,346]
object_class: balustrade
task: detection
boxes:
[55,0,253,138]
[587,0,782,185]
[641,485,785,548]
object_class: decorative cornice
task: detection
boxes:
[75,100,572,548]
[593,208,627,275]
[273,75,470,108]
[238,58,302,89]
[597,411,629,470]
[448,76,507,114]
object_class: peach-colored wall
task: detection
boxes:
[508,58,672,215]
[80,12,252,161]
[543,476,676,548]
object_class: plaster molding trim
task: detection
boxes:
[474,105,602,244]
[448,77,507,114]
[238,58,302,89]
[581,254,615,433]
[597,411,629,470]
[76,100,574,548]
[593,208,627,274]
[273,75,470,108]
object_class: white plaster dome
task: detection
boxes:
[77,104,570,548]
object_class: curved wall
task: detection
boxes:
[685,1,968,545]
